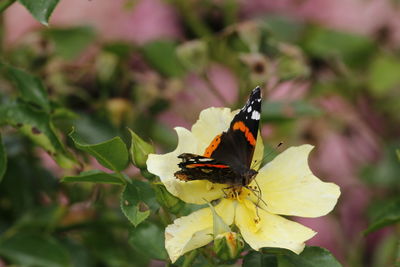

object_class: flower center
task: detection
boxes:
[224,186,259,202]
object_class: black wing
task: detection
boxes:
[203,86,262,170]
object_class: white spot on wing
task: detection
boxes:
[251,110,260,120]
[247,106,252,113]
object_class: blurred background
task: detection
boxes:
[0,0,399,266]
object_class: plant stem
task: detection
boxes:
[0,0,15,13]
[182,250,198,267]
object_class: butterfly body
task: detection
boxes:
[174,87,262,187]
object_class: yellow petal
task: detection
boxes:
[235,199,316,253]
[165,207,213,263]
[191,107,234,149]
[254,145,340,217]
[252,131,264,170]
[147,127,224,204]
[165,199,236,263]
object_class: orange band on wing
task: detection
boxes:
[186,163,229,169]
[203,134,222,157]
[232,121,256,146]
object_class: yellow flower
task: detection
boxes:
[147,107,340,263]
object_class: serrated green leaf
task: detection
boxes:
[129,222,168,260]
[365,197,400,234]
[120,183,151,227]
[0,134,6,183]
[141,40,186,77]
[1,63,50,111]
[0,102,76,168]
[69,128,128,171]
[0,232,70,267]
[44,26,96,59]
[18,0,60,25]
[61,170,125,185]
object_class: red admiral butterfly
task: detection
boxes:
[174,86,262,187]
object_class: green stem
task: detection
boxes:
[182,250,198,267]
[0,0,15,13]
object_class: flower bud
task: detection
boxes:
[128,128,154,170]
[214,232,244,261]
[153,183,185,214]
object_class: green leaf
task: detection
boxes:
[261,101,322,121]
[69,128,128,171]
[243,251,278,267]
[396,149,400,161]
[368,54,400,96]
[0,102,76,168]
[1,63,50,111]
[17,0,60,25]
[141,40,186,77]
[129,222,168,260]
[44,26,96,59]
[244,247,341,267]
[0,134,6,183]
[277,246,342,267]
[361,145,400,187]
[262,15,305,43]
[0,232,70,267]
[365,197,400,234]
[61,170,125,185]
[120,182,151,227]
[303,27,375,68]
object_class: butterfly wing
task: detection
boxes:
[203,86,262,170]
[174,153,236,184]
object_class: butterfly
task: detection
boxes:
[174,86,262,187]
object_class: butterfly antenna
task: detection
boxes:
[251,142,283,170]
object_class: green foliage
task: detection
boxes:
[120,182,151,227]
[243,247,342,267]
[44,26,96,59]
[62,170,125,185]
[0,101,75,168]
[0,233,70,267]
[18,0,60,25]
[141,40,186,77]
[69,128,128,172]
[368,54,400,96]
[302,27,376,68]
[2,63,50,111]
[0,134,6,182]
[365,197,400,234]
[129,222,168,260]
